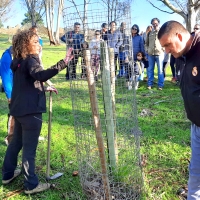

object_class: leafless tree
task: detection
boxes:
[23,0,45,26]
[0,0,15,22]
[147,0,200,32]
[101,0,132,22]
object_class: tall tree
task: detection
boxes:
[21,12,44,25]
[147,0,200,32]
[55,0,64,44]
[44,0,56,45]
[43,0,64,45]
[23,0,45,26]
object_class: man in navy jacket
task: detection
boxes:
[158,20,200,200]
[61,22,84,79]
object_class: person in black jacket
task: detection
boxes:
[158,21,200,200]
[1,30,73,195]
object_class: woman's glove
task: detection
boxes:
[63,48,74,64]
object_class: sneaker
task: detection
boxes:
[2,169,21,185]
[171,77,176,83]
[147,86,151,90]
[24,183,51,195]
[158,87,163,90]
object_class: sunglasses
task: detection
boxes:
[132,28,137,30]
[152,23,158,26]
[95,34,100,35]
[194,28,199,30]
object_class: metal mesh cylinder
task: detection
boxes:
[63,1,143,199]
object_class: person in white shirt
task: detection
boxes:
[89,30,103,81]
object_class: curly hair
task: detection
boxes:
[12,30,38,59]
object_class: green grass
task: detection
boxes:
[0,33,190,199]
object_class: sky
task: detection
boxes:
[3,0,184,32]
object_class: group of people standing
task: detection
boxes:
[61,19,200,92]
[59,18,175,90]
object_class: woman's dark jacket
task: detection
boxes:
[10,55,66,117]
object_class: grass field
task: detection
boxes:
[0,34,190,200]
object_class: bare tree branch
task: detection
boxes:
[147,1,175,14]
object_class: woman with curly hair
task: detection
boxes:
[2,30,73,194]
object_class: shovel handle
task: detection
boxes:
[46,91,53,178]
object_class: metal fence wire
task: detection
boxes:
[63,2,143,199]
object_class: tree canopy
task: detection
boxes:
[21,12,44,25]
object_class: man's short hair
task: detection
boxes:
[151,18,160,24]
[110,21,117,26]
[101,23,108,28]
[158,20,187,40]
[74,22,80,26]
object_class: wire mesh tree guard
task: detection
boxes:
[62,1,143,199]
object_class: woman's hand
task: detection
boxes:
[63,48,74,64]
[46,86,58,94]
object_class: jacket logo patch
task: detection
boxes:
[192,66,198,76]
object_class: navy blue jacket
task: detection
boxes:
[180,32,200,126]
[132,35,145,60]
[61,31,84,50]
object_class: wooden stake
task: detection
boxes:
[83,50,112,200]
[100,42,116,168]
[108,48,118,163]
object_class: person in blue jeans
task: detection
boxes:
[2,30,73,194]
[159,20,200,200]
[145,18,164,90]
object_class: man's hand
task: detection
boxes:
[46,86,58,94]
[63,48,74,64]
[8,98,11,104]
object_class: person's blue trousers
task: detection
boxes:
[187,123,200,199]
[2,113,42,190]
[147,54,164,88]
